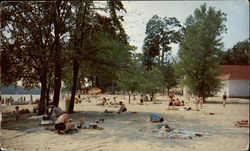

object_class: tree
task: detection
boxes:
[176,4,227,99]
[161,62,178,94]
[52,1,72,107]
[1,2,72,114]
[220,39,249,65]
[117,53,142,103]
[117,54,165,102]
[142,15,182,70]
[139,67,165,101]
[65,0,129,113]
[1,2,55,114]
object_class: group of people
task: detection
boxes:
[168,93,185,109]
[103,101,127,114]
[12,106,31,120]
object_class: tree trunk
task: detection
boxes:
[53,1,62,107]
[38,75,47,115]
[128,93,131,104]
[46,74,51,107]
[69,59,80,113]
[95,75,100,88]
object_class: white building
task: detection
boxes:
[217,65,249,98]
[183,65,249,98]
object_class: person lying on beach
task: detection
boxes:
[54,114,75,134]
[150,113,164,122]
[19,108,30,114]
[103,109,114,114]
[118,101,127,114]
[76,117,104,130]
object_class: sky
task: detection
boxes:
[121,0,249,56]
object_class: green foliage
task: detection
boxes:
[220,39,249,65]
[161,63,178,90]
[142,15,182,69]
[176,4,227,97]
[139,67,165,95]
[117,57,165,98]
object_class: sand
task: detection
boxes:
[1,95,249,151]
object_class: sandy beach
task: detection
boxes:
[1,95,249,151]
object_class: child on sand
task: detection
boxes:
[13,106,20,120]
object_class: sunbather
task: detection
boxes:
[150,113,164,122]
[103,109,114,113]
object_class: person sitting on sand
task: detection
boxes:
[110,97,119,105]
[54,114,75,134]
[150,113,164,122]
[139,95,144,105]
[13,106,20,121]
[169,99,174,106]
[169,92,175,99]
[180,100,185,106]
[118,101,127,114]
[101,97,107,105]
[174,98,181,106]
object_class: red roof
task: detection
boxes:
[217,74,231,80]
[219,65,249,80]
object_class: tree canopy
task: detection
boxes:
[176,4,227,98]
[219,39,249,65]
